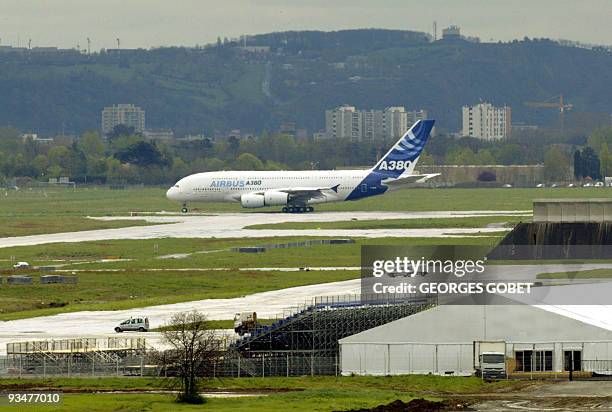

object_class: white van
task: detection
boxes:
[115,317,149,332]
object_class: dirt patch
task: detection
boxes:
[336,398,473,412]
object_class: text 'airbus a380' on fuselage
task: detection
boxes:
[166,119,438,213]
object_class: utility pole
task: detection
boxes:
[433,21,437,41]
[87,37,91,54]
[116,38,120,49]
[28,38,31,50]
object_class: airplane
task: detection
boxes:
[166,119,438,213]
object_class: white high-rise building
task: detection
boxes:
[325,106,428,140]
[325,106,360,140]
[101,104,146,136]
[462,103,511,140]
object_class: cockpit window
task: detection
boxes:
[174,185,179,188]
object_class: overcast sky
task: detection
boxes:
[0,0,610,50]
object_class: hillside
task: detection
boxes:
[0,29,611,135]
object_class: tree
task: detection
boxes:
[581,147,601,180]
[543,146,570,181]
[115,141,165,167]
[48,146,71,170]
[47,164,63,179]
[476,149,496,165]
[496,144,523,165]
[31,154,49,177]
[573,150,582,179]
[600,142,611,178]
[587,127,612,152]
[445,147,476,165]
[234,153,264,170]
[158,311,222,404]
[78,131,105,158]
[170,157,189,181]
[107,124,136,140]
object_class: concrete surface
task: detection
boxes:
[0,210,529,248]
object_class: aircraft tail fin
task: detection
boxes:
[372,119,435,179]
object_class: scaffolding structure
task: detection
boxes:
[5,338,147,376]
[225,293,437,376]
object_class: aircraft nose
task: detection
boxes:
[166,186,180,201]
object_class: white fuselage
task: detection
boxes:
[166,169,374,205]
[166,119,436,211]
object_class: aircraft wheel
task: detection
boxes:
[282,207,288,213]
[306,206,314,212]
[181,205,188,214]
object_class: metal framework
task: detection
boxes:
[5,338,147,376]
[225,293,437,376]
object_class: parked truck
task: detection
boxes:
[474,340,507,380]
[234,312,257,336]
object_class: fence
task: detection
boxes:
[2,353,610,379]
[582,360,612,375]
[220,353,339,377]
[0,355,151,378]
[0,352,339,378]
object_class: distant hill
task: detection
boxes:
[0,29,610,136]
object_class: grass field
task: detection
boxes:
[15,391,423,412]
[0,217,159,238]
[0,375,523,393]
[1,185,605,319]
[0,236,499,270]
[537,268,612,279]
[246,215,527,230]
[0,187,178,237]
[0,375,527,412]
[0,236,499,320]
[0,186,609,236]
[0,268,358,320]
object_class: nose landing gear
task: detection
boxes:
[282,206,314,213]
[181,204,188,214]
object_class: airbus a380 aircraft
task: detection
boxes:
[166,119,437,213]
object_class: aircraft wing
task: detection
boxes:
[271,185,341,200]
[384,173,440,189]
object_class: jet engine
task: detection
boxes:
[263,191,289,206]
[240,193,265,208]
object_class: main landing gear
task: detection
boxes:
[282,206,314,213]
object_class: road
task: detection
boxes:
[0,210,528,248]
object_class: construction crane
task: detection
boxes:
[524,95,573,133]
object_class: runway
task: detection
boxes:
[0,210,528,248]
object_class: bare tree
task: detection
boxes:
[159,311,222,404]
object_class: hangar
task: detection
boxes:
[339,304,612,376]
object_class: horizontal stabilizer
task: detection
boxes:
[384,173,440,189]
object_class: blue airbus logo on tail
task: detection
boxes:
[372,119,435,179]
[345,119,435,201]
